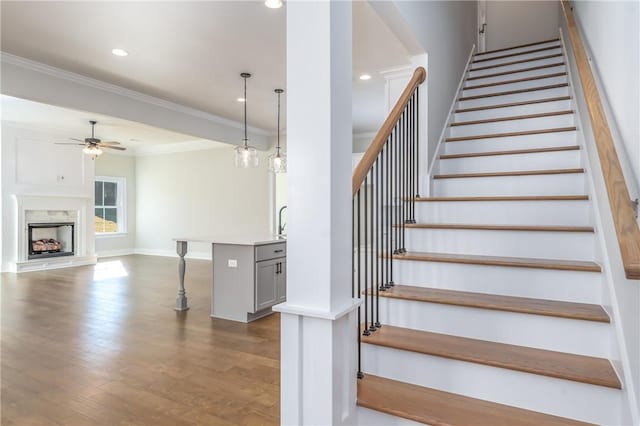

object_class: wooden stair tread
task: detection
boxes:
[475,38,560,56]
[440,145,580,159]
[362,326,620,388]
[434,168,584,179]
[464,72,567,90]
[358,374,594,426]
[471,53,564,72]
[379,285,608,322]
[473,46,561,64]
[445,126,576,142]
[404,223,593,232]
[391,251,601,273]
[451,110,573,127]
[456,96,571,113]
[415,195,589,202]
[466,62,565,81]
[459,83,569,101]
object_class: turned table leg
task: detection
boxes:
[175,240,189,311]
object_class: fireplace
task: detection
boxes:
[28,222,75,260]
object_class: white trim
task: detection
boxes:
[134,139,228,157]
[352,131,377,140]
[0,52,269,137]
[273,298,363,321]
[95,232,128,239]
[426,44,476,192]
[15,255,97,273]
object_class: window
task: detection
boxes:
[95,177,126,234]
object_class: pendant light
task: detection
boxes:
[234,72,259,168]
[268,88,286,173]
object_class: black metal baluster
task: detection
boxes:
[375,155,381,328]
[409,95,415,224]
[369,167,376,333]
[401,110,406,253]
[356,190,363,378]
[416,88,420,199]
[363,176,369,336]
[387,135,393,288]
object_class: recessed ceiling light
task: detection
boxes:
[359,74,372,81]
[111,48,128,57]
[265,0,283,8]
[237,97,246,102]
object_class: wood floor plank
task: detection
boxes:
[445,126,577,142]
[456,96,572,113]
[440,145,579,159]
[415,195,589,202]
[362,326,620,388]
[433,168,584,179]
[358,374,595,426]
[0,255,280,426]
[378,285,609,322]
[391,251,602,273]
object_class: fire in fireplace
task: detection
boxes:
[28,222,75,260]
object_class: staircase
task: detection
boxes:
[356,38,623,425]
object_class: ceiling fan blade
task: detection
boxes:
[55,142,86,146]
[70,137,85,142]
[97,141,121,145]
[102,145,127,151]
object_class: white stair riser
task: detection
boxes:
[415,200,592,226]
[448,114,575,138]
[357,407,422,426]
[362,345,621,425]
[392,261,601,303]
[432,173,586,197]
[471,48,563,69]
[438,150,581,173]
[377,298,610,357]
[458,87,569,109]
[444,131,577,154]
[461,75,567,98]
[404,228,595,260]
[455,99,572,121]
[465,64,566,86]
[476,42,561,61]
[469,55,564,78]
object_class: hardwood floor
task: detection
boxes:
[1,255,280,426]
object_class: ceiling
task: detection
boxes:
[1,94,223,155]
[0,1,410,135]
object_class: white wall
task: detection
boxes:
[94,154,137,256]
[135,146,271,258]
[388,1,477,164]
[485,1,560,51]
[571,0,640,194]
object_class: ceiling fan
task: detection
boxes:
[55,120,126,158]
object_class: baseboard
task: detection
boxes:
[15,255,98,273]
[97,249,135,258]
[426,44,477,192]
[133,248,211,260]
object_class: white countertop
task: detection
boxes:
[173,234,285,246]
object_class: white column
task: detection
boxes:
[273,1,360,425]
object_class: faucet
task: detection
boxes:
[278,205,287,237]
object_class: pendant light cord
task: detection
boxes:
[243,76,248,148]
[276,91,281,155]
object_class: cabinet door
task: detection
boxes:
[276,259,286,303]
[255,259,278,311]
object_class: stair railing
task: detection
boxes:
[352,67,426,378]
[560,0,640,279]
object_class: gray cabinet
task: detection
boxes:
[212,241,286,323]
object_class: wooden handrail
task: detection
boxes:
[352,67,426,196]
[561,0,640,279]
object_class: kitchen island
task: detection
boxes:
[173,235,286,323]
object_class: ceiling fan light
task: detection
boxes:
[265,0,283,8]
[83,145,103,158]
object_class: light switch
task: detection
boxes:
[228,259,238,268]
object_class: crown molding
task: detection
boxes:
[0,52,269,136]
[134,139,229,157]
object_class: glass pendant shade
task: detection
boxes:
[83,145,103,159]
[268,149,287,173]
[235,72,259,168]
[269,88,286,173]
[234,144,259,168]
